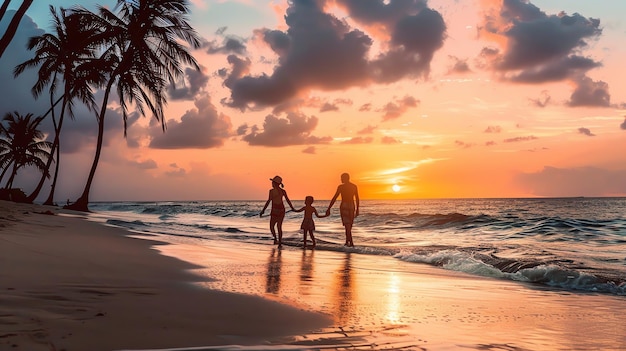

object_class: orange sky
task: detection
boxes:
[1,0,625,201]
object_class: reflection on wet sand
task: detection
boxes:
[299,249,314,296]
[384,273,402,325]
[265,248,282,294]
[175,243,626,351]
[332,253,355,326]
[263,248,357,327]
[300,250,314,282]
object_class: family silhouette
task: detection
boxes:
[260,173,360,248]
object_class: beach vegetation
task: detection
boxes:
[14,5,104,205]
[10,0,200,210]
[0,111,52,194]
[65,0,201,211]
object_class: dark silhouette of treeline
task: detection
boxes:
[0,0,201,210]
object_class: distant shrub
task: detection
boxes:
[0,188,28,203]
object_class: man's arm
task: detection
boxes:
[355,185,360,217]
[326,186,341,214]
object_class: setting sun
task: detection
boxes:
[392,184,401,193]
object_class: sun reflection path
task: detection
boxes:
[385,273,402,324]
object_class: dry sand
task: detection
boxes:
[0,200,330,351]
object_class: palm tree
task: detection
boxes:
[14,6,102,205]
[0,119,10,184]
[66,0,200,211]
[0,0,35,59]
[0,111,52,190]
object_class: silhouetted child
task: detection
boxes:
[294,196,327,249]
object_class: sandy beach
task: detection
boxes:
[2,199,626,351]
[0,200,330,351]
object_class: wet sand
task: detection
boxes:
[2,199,626,351]
[159,235,626,351]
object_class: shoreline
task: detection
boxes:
[0,200,331,351]
[4,200,626,350]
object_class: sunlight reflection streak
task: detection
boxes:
[385,273,401,324]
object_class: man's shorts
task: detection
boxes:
[340,202,355,226]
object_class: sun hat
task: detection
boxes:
[270,175,283,185]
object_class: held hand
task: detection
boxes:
[325,209,331,216]
[259,211,264,218]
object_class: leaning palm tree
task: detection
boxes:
[66,0,200,211]
[0,0,35,59]
[14,6,102,205]
[0,112,52,191]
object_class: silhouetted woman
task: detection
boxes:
[260,175,295,248]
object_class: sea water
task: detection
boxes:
[87,198,626,297]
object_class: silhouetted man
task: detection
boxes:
[326,173,359,247]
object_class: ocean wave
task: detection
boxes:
[94,201,626,238]
[107,219,149,228]
[105,217,260,243]
[278,239,626,296]
[518,264,626,295]
[92,199,626,297]
[366,212,624,233]
[394,249,626,296]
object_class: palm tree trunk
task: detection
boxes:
[27,94,66,203]
[0,159,13,186]
[42,121,62,205]
[42,94,69,205]
[5,161,18,189]
[0,1,11,20]
[40,95,64,119]
[0,0,34,59]
[67,83,112,212]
